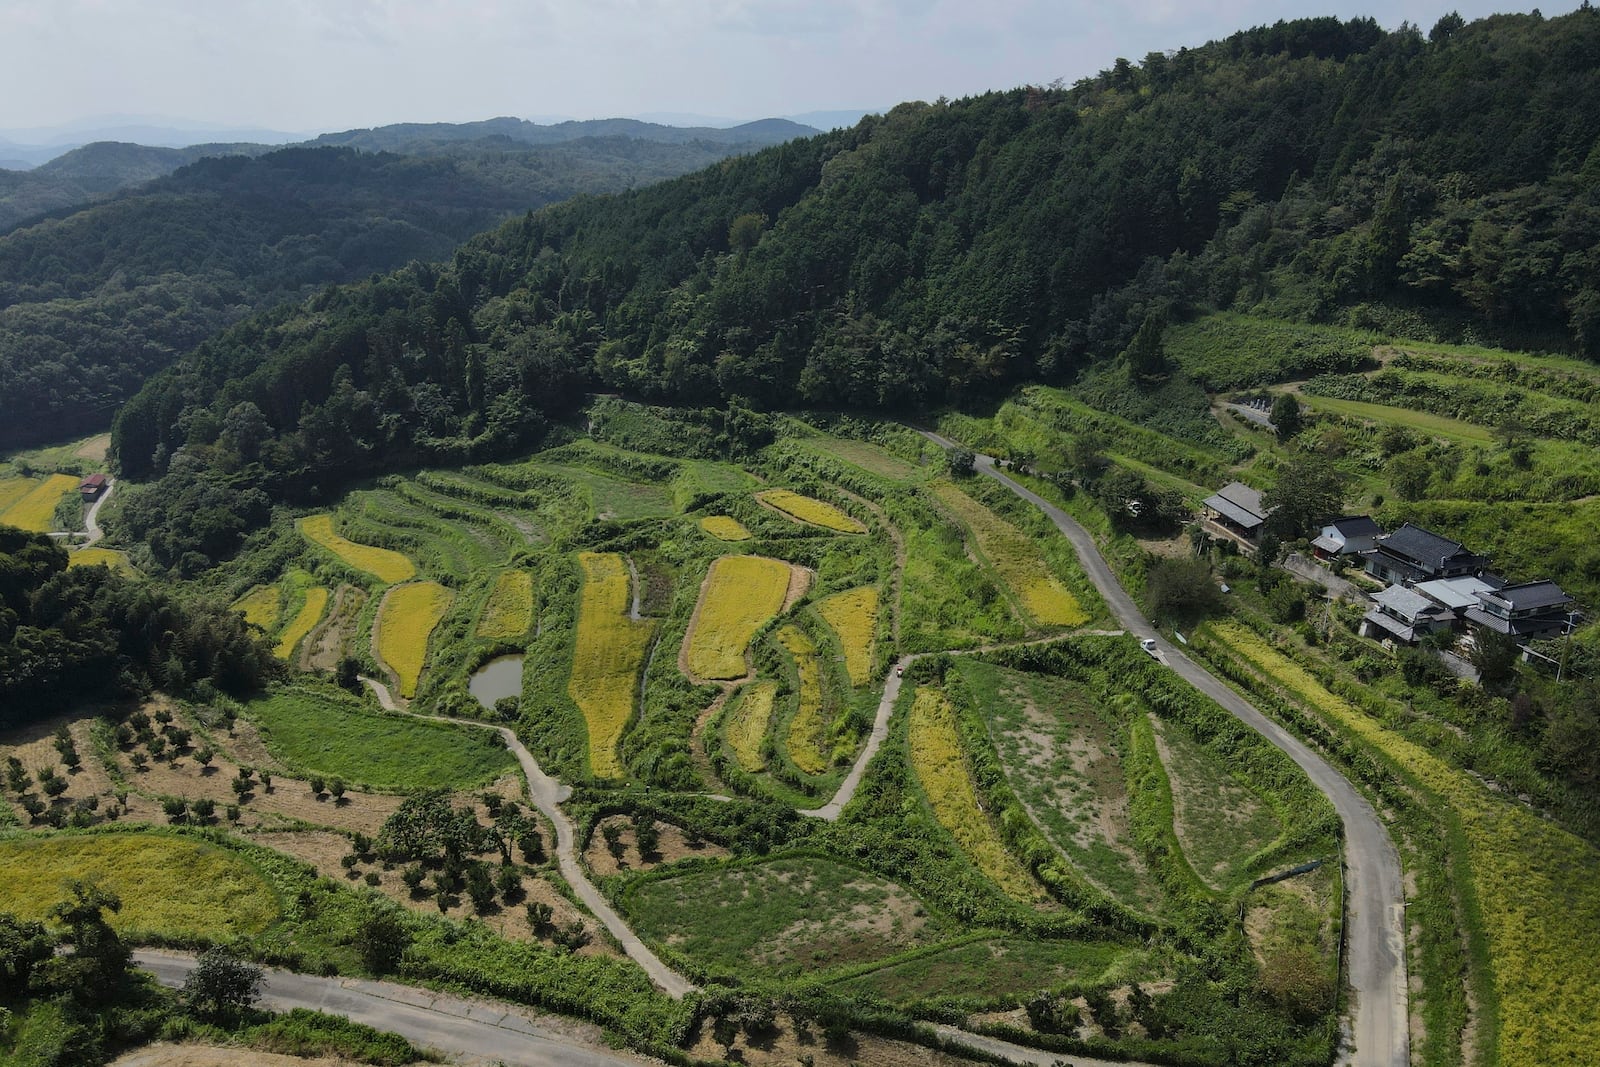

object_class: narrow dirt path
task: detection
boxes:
[360,676,693,999]
[919,432,1409,1067]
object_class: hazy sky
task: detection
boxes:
[0,0,1575,133]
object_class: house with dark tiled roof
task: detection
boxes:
[1311,516,1383,560]
[1361,584,1456,644]
[1201,481,1269,547]
[1360,523,1485,585]
[1465,580,1577,641]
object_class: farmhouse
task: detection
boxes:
[78,473,107,502]
[1311,515,1383,559]
[1464,579,1577,641]
[1360,584,1455,644]
[1201,481,1269,547]
[1413,574,1499,617]
[1360,522,1484,584]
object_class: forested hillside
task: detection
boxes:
[112,9,1600,570]
[0,135,800,449]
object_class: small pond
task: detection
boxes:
[469,655,524,710]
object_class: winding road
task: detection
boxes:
[922,438,1408,1067]
[349,435,1408,1065]
[132,949,651,1067]
[361,676,693,999]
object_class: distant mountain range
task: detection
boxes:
[0,116,825,448]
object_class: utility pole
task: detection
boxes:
[1557,609,1582,682]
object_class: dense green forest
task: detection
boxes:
[0,527,277,723]
[0,134,804,449]
[109,9,1600,571]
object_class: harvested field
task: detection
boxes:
[0,473,78,531]
[477,570,533,639]
[375,581,454,698]
[777,625,829,775]
[274,587,328,661]
[725,681,777,772]
[699,515,752,541]
[298,514,416,584]
[816,585,879,686]
[757,489,867,533]
[683,555,793,681]
[931,482,1087,627]
[833,936,1132,1005]
[569,552,657,778]
[908,687,1049,904]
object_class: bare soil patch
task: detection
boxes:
[252,828,613,957]
[111,1043,418,1067]
[583,814,730,877]
[74,433,112,462]
[303,583,367,672]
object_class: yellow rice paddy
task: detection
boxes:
[726,681,778,772]
[684,555,793,681]
[377,581,455,698]
[699,515,753,541]
[0,473,80,532]
[757,489,867,533]
[232,584,282,631]
[298,514,416,584]
[932,482,1087,628]
[569,552,657,779]
[274,587,329,660]
[816,586,879,687]
[778,625,828,775]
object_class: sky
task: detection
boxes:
[0,0,1578,136]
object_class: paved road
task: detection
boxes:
[799,653,912,820]
[132,949,652,1067]
[923,438,1408,1067]
[361,677,695,999]
[83,476,114,546]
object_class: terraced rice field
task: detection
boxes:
[376,581,454,698]
[833,937,1133,1005]
[0,473,79,531]
[726,681,777,772]
[624,855,943,978]
[0,833,279,938]
[232,584,282,631]
[808,437,922,481]
[477,570,533,639]
[569,552,657,778]
[1150,717,1283,889]
[816,586,879,687]
[961,661,1156,910]
[1209,620,1600,1065]
[931,482,1087,628]
[66,548,135,574]
[298,514,416,584]
[684,555,793,681]
[0,477,35,513]
[757,489,867,533]
[274,586,329,660]
[699,515,752,541]
[908,687,1047,903]
[777,625,828,775]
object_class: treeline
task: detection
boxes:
[0,136,791,450]
[0,527,279,724]
[111,10,1600,569]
